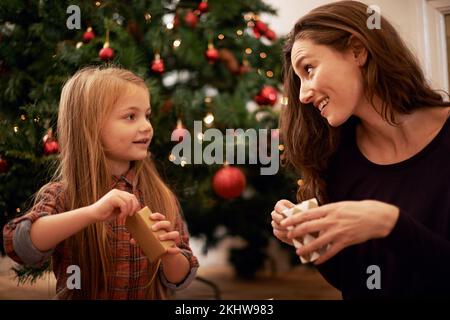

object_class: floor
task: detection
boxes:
[0,256,341,300]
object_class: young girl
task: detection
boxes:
[271,1,450,298]
[3,66,198,299]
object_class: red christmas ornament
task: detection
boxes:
[205,43,219,64]
[197,1,209,13]
[83,27,95,43]
[254,20,269,34]
[264,28,276,41]
[255,86,278,106]
[252,27,262,39]
[254,94,266,105]
[184,10,198,28]
[173,14,180,28]
[0,157,8,173]
[212,166,246,199]
[43,129,59,156]
[171,120,188,142]
[99,42,114,61]
[151,53,165,74]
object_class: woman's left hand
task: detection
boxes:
[280,200,399,265]
[130,212,181,256]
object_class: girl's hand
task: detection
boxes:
[89,189,140,223]
[271,199,296,246]
[129,212,181,256]
[280,200,399,265]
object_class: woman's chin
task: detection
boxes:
[325,113,351,127]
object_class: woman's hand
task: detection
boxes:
[280,200,400,265]
[129,212,181,256]
[271,199,296,246]
[89,189,140,222]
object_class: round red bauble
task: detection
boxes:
[0,157,8,173]
[171,121,188,142]
[99,46,114,61]
[43,140,59,155]
[197,1,208,13]
[260,86,278,106]
[184,10,198,28]
[212,166,246,199]
[83,27,95,43]
[205,46,219,64]
[151,57,165,74]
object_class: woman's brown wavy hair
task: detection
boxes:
[280,0,450,204]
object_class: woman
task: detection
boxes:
[271,1,450,298]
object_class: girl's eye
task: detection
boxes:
[304,65,313,74]
[126,114,135,120]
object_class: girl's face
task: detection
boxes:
[291,38,365,127]
[101,85,153,173]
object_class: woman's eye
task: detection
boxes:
[304,65,313,74]
[146,114,151,121]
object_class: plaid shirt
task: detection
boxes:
[2,167,198,299]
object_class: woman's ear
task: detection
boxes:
[348,35,368,67]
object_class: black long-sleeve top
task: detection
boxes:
[317,115,450,298]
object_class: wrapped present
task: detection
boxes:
[282,198,329,263]
[125,206,174,263]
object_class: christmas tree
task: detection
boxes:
[0,0,297,281]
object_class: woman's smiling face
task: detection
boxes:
[291,38,366,127]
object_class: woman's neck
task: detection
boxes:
[354,98,450,164]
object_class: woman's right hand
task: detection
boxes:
[89,189,140,223]
[271,199,296,246]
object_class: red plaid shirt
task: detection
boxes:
[2,167,198,299]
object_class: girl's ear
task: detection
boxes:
[348,35,368,67]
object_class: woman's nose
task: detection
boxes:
[299,81,314,104]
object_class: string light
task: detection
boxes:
[203,112,214,126]
[281,96,289,106]
[16,208,21,213]
[173,39,181,48]
[259,52,267,59]
[197,133,204,141]
[245,48,252,54]
[76,42,83,49]
[169,154,176,162]
[95,1,101,7]
[244,13,254,21]
[13,126,19,133]
[204,96,212,103]
[180,157,187,167]
[266,70,273,78]
[144,13,152,22]
[236,30,243,36]
[166,22,174,29]
[34,117,40,123]
[20,114,26,121]
[278,144,285,151]
[218,34,224,40]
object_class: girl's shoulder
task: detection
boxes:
[35,181,67,210]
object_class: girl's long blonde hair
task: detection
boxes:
[47,65,179,299]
